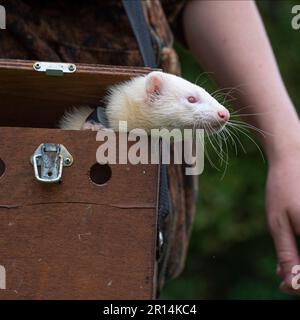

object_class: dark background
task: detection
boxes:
[162,0,300,299]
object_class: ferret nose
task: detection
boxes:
[217,110,230,122]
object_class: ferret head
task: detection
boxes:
[144,71,230,133]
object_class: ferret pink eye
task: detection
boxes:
[187,96,197,103]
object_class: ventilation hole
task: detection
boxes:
[89,163,112,185]
[0,159,5,178]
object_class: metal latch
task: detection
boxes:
[33,62,76,76]
[30,144,73,183]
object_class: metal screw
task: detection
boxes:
[64,158,71,165]
[34,63,41,70]
[68,64,75,72]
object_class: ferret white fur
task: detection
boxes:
[59,71,230,133]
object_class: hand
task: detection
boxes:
[266,154,300,294]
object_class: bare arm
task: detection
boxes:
[183,0,300,294]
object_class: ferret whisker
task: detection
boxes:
[203,124,224,171]
[222,90,239,105]
[230,105,256,115]
[206,129,224,164]
[211,85,244,100]
[218,131,229,170]
[203,125,221,171]
[221,129,231,152]
[230,112,268,117]
[226,126,247,154]
[209,128,225,165]
[235,125,266,161]
[229,123,267,137]
[218,126,230,169]
[215,85,246,105]
[221,127,232,143]
[207,124,229,166]
[228,124,265,162]
[215,90,236,100]
[220,130,229,180]
[210,88,230,98]
[197,126,211,167]
[194,71,214,86]
[223,127,238,155]
[228,120,271,137]
[216,134,224,162]
[222,96,238,105]
[214,91,236,101]
[211,124,229,177]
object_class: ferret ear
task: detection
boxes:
[146,72,163,97]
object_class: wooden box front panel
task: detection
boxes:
[0,127,159,299]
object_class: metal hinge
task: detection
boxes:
[33,62,76,76]
[30,143,73,183]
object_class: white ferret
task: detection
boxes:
[59,71,230,133]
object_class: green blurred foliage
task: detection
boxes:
[161,0,300,299]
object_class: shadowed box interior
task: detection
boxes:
[0,59,153,128]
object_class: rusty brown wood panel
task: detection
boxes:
[0,127,159,299]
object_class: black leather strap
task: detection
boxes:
[122,0,170,259]
[122,0,156,68]
[86,104,110,128]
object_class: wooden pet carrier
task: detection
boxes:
[0,59,160,299]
